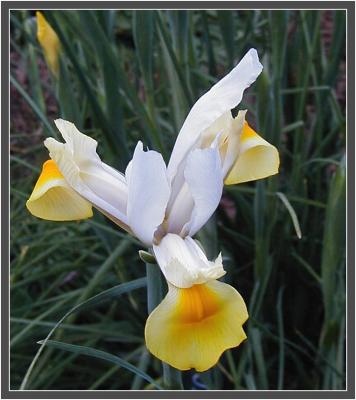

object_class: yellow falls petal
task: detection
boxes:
[145,280,248,372]
[36,11,61,77]
[225,122,280,185]
[26,160,93,221]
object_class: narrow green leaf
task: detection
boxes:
[217,11,235,68]
[321,156,346,320]
[277,288,285,389]
[282,121,304,134]
[201,12,217,76]
[276,192,302,239]
[250,328,268,389]
[292,252,322,284]
[156,12,193,107]
[133,11,155,92]
[10,75,58,138]
[20,276,146,389]
[42,11,123,158]
[138,250,156,264]
[38,340,162,390]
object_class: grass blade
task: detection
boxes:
[20,272,146,389]
[39,340,162,390]
[276,192,302,239]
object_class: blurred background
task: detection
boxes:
[10,10,346,390]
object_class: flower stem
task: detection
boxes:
[145,263,183,390]
[162,362,184,390]
[145,262,162,314]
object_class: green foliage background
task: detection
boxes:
[10,10,346,390]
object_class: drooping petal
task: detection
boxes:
[153,233,225,288]
[225,122,280,185]
[182,145,224,237]
[45,119,129,231]
[36,11,61,77]
[26,160,93,221]
[145,280,248,372]
[126,142,171,245]
[168,48,263,179]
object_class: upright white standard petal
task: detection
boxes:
[164,180,194,235]
[153,233,225,288]
[126,142,171,245]
[182,145,224,236]
[45,119,129,230]
[200,110,247,178]
[165,144,223,237]
[168,48,263,179]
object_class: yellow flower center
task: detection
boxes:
[176,284,221,323]
[34,159,63,190]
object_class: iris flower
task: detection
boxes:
[26,49,279,371]
[36,11,61,77]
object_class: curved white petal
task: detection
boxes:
[165,144,223,237]
[165,181,195,235]
[45,119,129,229]
[219,111,247,178]
[126,142,171,245]
[182,145,224,237]
[168,48,263,179]
[153,233,225,288]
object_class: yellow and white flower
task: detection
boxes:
[145,233,248,371]
[26,48,279,372]
[27,48,278,245]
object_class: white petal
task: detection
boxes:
[181,145,224,237]
[153,233,225,288]
[165,181,195,235]
[126,142,171,245]
[45,119,129,228]
[219,110,247,177]
[54,118,100,164]
[168,48,263,179]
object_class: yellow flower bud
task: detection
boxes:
[36,11,61,78]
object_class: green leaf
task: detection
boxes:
[321,156,346,320]
[156,12,193,107]
[133,11,155,92]
[250,328,268,389]
[276,192,302,239]
[39,340,163,390]
[10,75,58,138]
[217,11,235,68]
[42,11,125,160]
[20,276,146,389]
[138,250,156,264]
